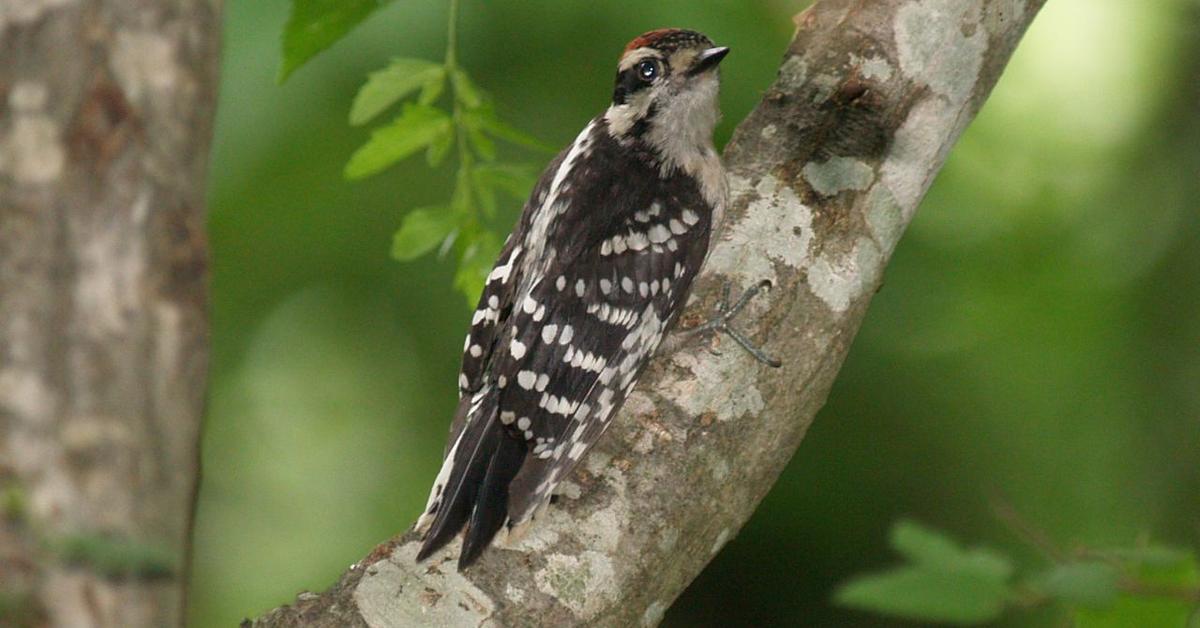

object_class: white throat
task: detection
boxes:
[603,73,726,210]
[644,74,721,171]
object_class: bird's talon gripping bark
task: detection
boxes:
[691,280,781,367]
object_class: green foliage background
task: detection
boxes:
[191,0,1200,625]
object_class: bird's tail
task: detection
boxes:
[415,387,527,569]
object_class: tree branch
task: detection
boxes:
[249,0,1046,625]
[0,1,222,625]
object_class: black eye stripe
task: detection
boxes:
[611,60,667,105]
[612,69,640,105]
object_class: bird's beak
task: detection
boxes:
[690,46,730,76]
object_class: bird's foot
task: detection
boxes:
[689,280,782,368]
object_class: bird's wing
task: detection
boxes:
[413,148,566,553]
[446,149,568,447]
[491,152,715,529]
[417,120,715,566]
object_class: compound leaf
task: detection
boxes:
[346,103,451,179]
[350,59,445,125]
[281,0,394,82]
[391,206,457,262]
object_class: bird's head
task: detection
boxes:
[604,29,728,165]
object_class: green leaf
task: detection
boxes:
[1103,545,1199,592]
[350,59,445,125]
[474,174,497,217]
[467,125,497,161]
[451,166,473,213]
[345,104,451,179]
[1129,547,1199,587]
[1036,562,1120,608]
[473,163,538,200]
[391,207,458,262]
[472,165,534,218]
[450,68,483,109]
[471,104,556,152]
[891,520,968,567]
[418,72,446,105]
[426,125,454,167]
[1097,546,1194,570]
[835,521,1016,625]
[1076,597,1196,628]
[835,566,1011,625]
[454,232,501,305]
[1074,547,1198,628]
[890,520,1014,580]
[280,0,394,82]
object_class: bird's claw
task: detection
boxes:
[690,279,782,368]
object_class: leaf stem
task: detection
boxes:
[445,0,460,70]
[1116,579,1200,603]
[990,495,1067,564]
[445,0,474,220]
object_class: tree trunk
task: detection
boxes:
[248,0,1047,626]
[0,1,222,626]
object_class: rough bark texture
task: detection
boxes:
[0,1,221,626]
[250,0,1045,626]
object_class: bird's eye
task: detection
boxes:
[637,59,661,82]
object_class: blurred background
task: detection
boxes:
[190,0,1200,625]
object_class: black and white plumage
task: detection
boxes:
[416,29,731,568]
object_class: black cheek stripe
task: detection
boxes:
[612,67,652,105]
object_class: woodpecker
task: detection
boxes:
[417,29,752,569]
